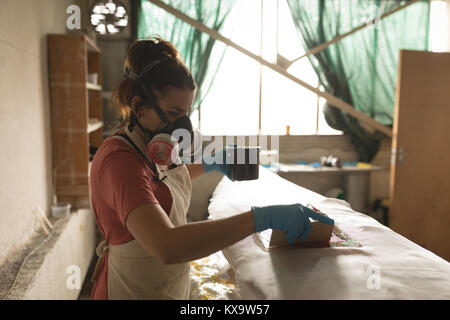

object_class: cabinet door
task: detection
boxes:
[389,50,450,261]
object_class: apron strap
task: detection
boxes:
[112,133,168,182]
[90,240,109,283]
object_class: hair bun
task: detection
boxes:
[142,36,177,60]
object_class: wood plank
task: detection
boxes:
[88,51,102,84]
[89,90,103,148]
[56,185,90,197]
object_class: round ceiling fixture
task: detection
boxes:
[90,0,128,35]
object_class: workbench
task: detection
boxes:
[272,163,383,214]
[208,166,450,299]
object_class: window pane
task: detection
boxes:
[318,96,344,135]
[277,0,305,60]
[199,0,344,136]
[261,66,317,135]
[262,0,277,63]
[199,0,262,135]
[200,48,260,135]
[430,0,449,52]
[190,109,199,130]
[287,58,319,88]
[227,0,262,56]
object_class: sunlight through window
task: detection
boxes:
[195,0,447,136]
[430,0,449,52]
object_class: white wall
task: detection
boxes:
[0,0,84,267]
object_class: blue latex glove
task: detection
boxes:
[202,147,232,179]
[252,204,335,244]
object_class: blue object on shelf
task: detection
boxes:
[309,162,321,168]
[342,161,358,167]
[296,160,309,165]
[262,164,280,170]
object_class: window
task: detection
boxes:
[195,45,261,136]
[193,0,448,136]
[430,0,449,53]
[195,0,339,136]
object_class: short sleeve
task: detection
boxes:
[100,153,159,226]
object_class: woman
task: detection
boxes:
[89,36,333,300]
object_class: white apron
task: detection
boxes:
[91,126,192,300]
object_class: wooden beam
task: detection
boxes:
[287,0,422,67]
[146,0,393,137]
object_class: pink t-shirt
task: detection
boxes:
[89,135,173,300]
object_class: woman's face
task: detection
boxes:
[132,86,195,131]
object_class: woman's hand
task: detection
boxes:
[126,203,255,265]
[252,203,335,244]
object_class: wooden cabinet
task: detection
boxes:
[48,34,103,209]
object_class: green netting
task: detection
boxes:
[287,0,430,161]
[138,0,236,115]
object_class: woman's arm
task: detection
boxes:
[186,163,205,180]
[126,203,255,264]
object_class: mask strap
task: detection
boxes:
[115,132,167,182]
[139,81,170,127]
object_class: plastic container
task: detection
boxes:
[51,202,71,218]
[88,73,98,85]
[260,149,279,166]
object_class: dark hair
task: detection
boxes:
[111,35,197,127]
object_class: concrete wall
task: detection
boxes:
[0,0,87,268]
[3,209,96,300]
[98,39,131,135]
[369,137,391,205]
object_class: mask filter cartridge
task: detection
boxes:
[147,133,181,166]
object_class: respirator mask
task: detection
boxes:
[126,57,202,167]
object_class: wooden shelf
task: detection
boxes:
[86,82,102,91]
[277,163,384,173]
[48,34,103,208]
[56,185,90,197]
[88,119,103,133]
[85,35,101,53]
